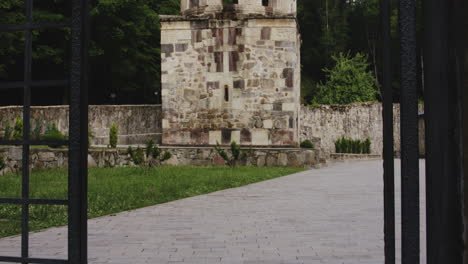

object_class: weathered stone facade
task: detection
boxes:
[160,0,301,146]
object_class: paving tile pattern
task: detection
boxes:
[0,160,426,264]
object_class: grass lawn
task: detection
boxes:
[0,166,305,238]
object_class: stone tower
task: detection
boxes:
[160,0,300,146]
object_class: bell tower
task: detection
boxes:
[160,0,301,146]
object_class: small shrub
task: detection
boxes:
[334,137,372,154]
[363,138,371,154]
[145,138,162,158]
[32,119,43,140]
[214,141,250,167]
[3,120,12,140]
[161,151,172,162]
[12,117,23,140]
[334,137,342,153]
[0,156,5,171]
[128,146,144,165]
[109,124,118,148]
[42,122,67,148]
[300,140,315,149]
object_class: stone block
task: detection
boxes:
[282,103,296,112]
[262,104,273,111]
[231,130,241,144]
[38,152,55,162]
[278,153,288,166]
[8,148,22,160]
[240,129,252,144]
[209,130,222,145]
[266,155,277,167]
[263,119,273,129]
[251,129,269,145]
[162,119,170,129]
[256,155,266,167]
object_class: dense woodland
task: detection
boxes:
[0,0,421,106]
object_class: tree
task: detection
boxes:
[313,52,378,105]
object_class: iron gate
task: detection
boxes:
[0,0,465,263]
[0,0,89,263]
[381,0,465,263]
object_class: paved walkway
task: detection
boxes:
[0,160,426,264]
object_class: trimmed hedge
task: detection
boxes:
[335,137,371,154]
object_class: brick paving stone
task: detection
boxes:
[0,160,426,264]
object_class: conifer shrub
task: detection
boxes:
[109,124,118,148]
[300,140,315,149]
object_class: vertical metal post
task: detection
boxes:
[69,0,89,263]
[424,0,464,263]
[381,0,394,262]
[399,0,419,263]
[21,1,33,263]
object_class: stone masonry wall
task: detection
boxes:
[0,105,162,145]
[0,103,424,157]
[160,16,301,146]
[299,103,425,156]
[0,146,324,175]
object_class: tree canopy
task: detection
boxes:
[313,52,378,105]
[0,0,419,106]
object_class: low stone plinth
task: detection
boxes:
[0,146,326,175]
[330,153,382,161]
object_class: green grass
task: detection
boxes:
[0,166,305,238]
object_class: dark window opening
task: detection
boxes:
[189,0,199,8]
[224,86,229,102]
[223,0,238,5]
[262,0,269,7]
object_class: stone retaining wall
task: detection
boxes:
[0,103,425,157]
[0,146,325,175]
[0,105,162,145]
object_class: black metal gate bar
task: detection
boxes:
[68,0,89,263]
[424,0,465,263]
[380,0,394,262]
[398,0,420,263]
[21,0,33,262]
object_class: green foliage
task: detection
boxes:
[42,122,67,148]
[334,137,371,154]
[214,141,250,167]
[0,156,5,171]
[127,146,145,165]
[363,138,371,154]
[32,119,43,141]
[161,151,172,162]
[0,0,421,105]
[12,117,22,140]
[109,124,118,148]
[145,138,171,164]
[314,52,378,105]
[300,140,315,149]
[145,138,158,158]
[3,120,12,140]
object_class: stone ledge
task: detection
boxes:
[330,153,382,161]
